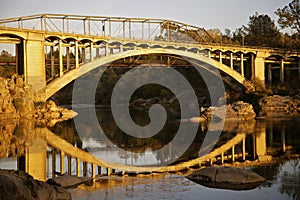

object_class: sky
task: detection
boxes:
[0,0,292,33]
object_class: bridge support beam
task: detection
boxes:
[66,46,70,71]
[230,52,233,69]
[59,40,63,77]
[50,46,55,79]
[90,42,94,61]
[77,158,81,177]
[60,150,65,174]
[75,41,79,68]
[240,53,244,76]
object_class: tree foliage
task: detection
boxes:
[233,13,282,47]
[275,0,300,35]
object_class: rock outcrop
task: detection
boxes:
[225,101,256,120]
[259,95,300,117]
[0,169,71,200]
[0,120,35,158]
[35,100,77,127]
[190,101,256,122]
[187,166,265,190]
[0,75,77,124]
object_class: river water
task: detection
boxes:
[0,106,300,200]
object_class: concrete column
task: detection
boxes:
[50,46,55,79]
[252,134,256,160]
[242,137,246,161]
[255,126,267,159]
[107,167,111,176]
[25,136,47,181]
[230,52,233,69]
[119,44,123,52]
[24,35,46,92]
[96,47,100,58]
[76,158,81,177]
[207,50,211,58]
[60,151,65,175]
[280,59,285,83]
[232,145,235,162]
[66,46,70,71]
[105,43,109,56]
[219,51,222,63]
[58,40,63,77]
[75,41,79,68]
[90,42,93,61]
[254,53,265,85]
[241,53,244,76]
[268,64,272,85]
[92,164,96,179]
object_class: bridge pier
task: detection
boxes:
[24,34,46,92]
[254,53,265,84]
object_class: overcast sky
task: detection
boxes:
[0,0,291,32]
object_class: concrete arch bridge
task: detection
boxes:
[0,14,299,100]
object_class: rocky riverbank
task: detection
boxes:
[0,75,76,124]
[259,95,300,117]
[0,169,71,200]
[131,94,300,121]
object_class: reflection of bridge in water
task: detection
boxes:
[0,14,300,100]
[14,119,291,182]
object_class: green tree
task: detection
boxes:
[234,13,282,47]
[275,0,300,35]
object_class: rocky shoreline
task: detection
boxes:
[0,75,77,125]
[131,94,300,121]
[0,169,71,200]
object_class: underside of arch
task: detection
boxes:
[42,49,254,100]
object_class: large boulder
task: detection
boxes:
[46,175,93,188]
[191,101,256,123]
[226,101,256,120]
[187,166,265,190]
[0,170,71,200]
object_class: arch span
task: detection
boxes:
[42,48,254,100]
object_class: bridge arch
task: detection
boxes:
[42,48,254,100]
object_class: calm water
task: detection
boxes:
[0,106,300,200]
